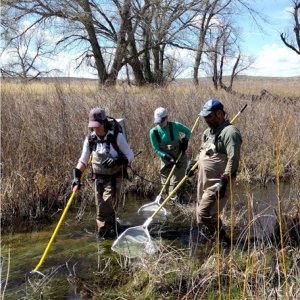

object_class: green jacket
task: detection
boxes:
[202,120,242,177]
[150,121,191,158]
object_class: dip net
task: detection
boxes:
[111,226,159,258]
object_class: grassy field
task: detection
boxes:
[1,77,299,223]
[1,77,300,298]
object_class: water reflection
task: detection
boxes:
[1,182,297,299]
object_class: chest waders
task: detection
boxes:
[89,134,124,237]
[154,122,188,195]
[196,124,231,234]
[111,105,246,259]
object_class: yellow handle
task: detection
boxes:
[145,104,247,227]
[32,155,92,272]
[159,116,200,196]
[146,162,199,225]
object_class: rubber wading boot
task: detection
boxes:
[219,228,231,248]
[96,219,117,240]
[97,227,116,240]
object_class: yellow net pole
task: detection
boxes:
[32,155,92,273]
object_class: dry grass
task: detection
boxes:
[1,77,299,298]
[1,79,300,226]
[60,235,300,299]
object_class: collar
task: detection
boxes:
[211,120,231,134]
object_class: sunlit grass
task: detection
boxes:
[1,78,299,299]
[1,79,299,223]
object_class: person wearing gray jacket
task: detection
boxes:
[186,99,242,242]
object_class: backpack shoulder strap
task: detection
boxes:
[107,131,122,155]
[169,122,174,141]
[88,133,97,152]
[154,128,161,144]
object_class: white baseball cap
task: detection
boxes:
[154,107,168,123]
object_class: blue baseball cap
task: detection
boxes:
[199,99,224,117]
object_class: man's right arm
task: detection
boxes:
[223,126,242,177]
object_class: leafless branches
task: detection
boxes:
[280,0,300,55]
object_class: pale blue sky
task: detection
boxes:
[236,0,300,76]
[238,0,292,54]
[59,0,300,78]
[176,0,300,78]
[2,0,298,78]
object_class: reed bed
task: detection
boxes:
[1,78,300,299]
[1,79,299,226]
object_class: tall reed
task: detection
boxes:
[1,80,299,226]
[273,114,291,298]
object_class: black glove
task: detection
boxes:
[164,153,176,165]
[102,156,128,168]
[218,175,229,198]
[185,160,197,177]
[72,168,82,190]
[180,138,189,153]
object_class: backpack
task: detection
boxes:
[88,117,129,177]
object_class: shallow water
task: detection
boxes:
[1,183,297,299]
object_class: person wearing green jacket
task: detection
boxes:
[186,99,242,242]
[149,107,191,200]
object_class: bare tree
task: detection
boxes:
[192,0,264,86]
[280,0,300,55]
[1,0,260,86]
[1,28,59,81]
[192,0,233,85]
[205,19,253,91]
[134,0,199,85]
[1,0,146,85]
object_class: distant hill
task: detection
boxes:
[2,75,299,84]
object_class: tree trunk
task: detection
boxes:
[108,0,132,85]
[81,0,108,84]
[193,1,218,85]
[127,16,146,85]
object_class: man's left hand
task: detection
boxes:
[180,138,189,153]
[218,175,229,198]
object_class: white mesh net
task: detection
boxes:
[137,202,167,216]
[111,226,159,258]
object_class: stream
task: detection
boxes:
[1,182,297,299]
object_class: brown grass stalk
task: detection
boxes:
[273,114,291,299]
[242,192,251,299]
[1,247,11,300]
[228,174,234,300]
[217,192,221,300]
